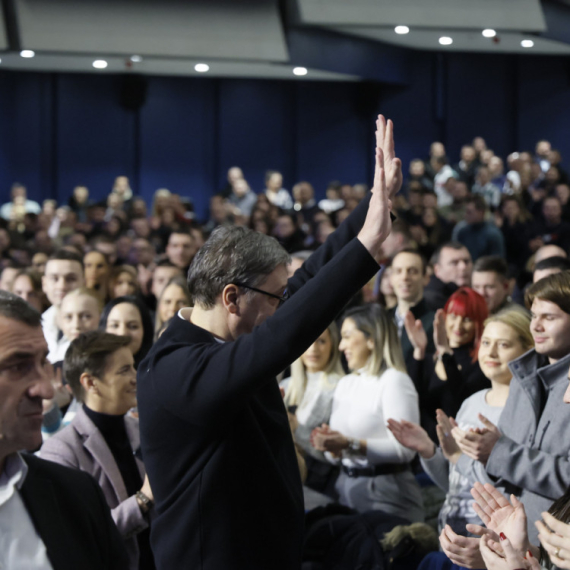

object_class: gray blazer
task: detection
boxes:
[40,406,148,570]
[486,349,570,542]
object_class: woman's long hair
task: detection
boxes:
[444,287,488,361]
[342,303,406,376]
[284,321,344,408]
[99,295,154,368]
[154,276,191,338]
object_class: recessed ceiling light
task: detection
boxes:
[395,26,409,35]
[92,60,108,69]
[195,63,209,73]
[521,39,534,48]
[293,67,308,76]
[20,50,35,58]
[482,29,496,38]
[439,37,453,46]
[130,55,143,63]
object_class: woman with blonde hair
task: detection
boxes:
[281,321,344,493]
[154,276,191,338]
[312,303,424,521]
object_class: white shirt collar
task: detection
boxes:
[0,453,28,506]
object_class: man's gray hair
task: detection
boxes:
[188,226,291,309]
[0,290,42,327]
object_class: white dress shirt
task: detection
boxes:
[329,367,419,467]
[42,306,69,364]
[0,453,54,570]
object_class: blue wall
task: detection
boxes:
[1,50,570,219]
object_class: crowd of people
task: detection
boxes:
[3,116,570,570]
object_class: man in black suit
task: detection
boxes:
[388,248,435,373]
[137,115,402,570]
[0,291,128,570]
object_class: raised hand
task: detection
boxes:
[386,418,435,459]
[404,311,428,361]
[470,482,529,555]
[451,414,501,464]
[375,115,403,200]
[435,409,461,464]
[536,511,570,569]
[433,309,451,355]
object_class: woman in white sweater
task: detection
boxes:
[311,304,424,522]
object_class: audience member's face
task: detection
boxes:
[73,186,89,204]
[131,239,154,266]
[531,298,570,362]
[113,176,130,195]
[113,271,137,298]
[461,146,476,163]
[59,294,100,342]
[0,268,19,292]
[410,161,425,177]
[445,312,476,349]
[274,216,295,239]
[390,252,426,305]
[84,251,109,291]
[502,200,520,221]
[423,194,438,209]
[91,347,137,416]
[301,329,333,374]
[95,242,118,266]
[434,247,472,287]
[42,260,84,308]
[12,275,43,313]
[479,149,494,166]
[536,141,551,158]
[232,179,249,198]
[151,266,182,299]
[0,317,53,457]
[556,184,570,206]
[131,218,151,238]
[465,203,485,225]
[267,173,282,191]
[228,167,243,185]
[380,267,395,297]
[543,198,562,225]
[166,233,195,269]
[105,303,144,356]
[339,318,372,371]
[293,183,313,205]
[478,321,526,385]
[473,137,487,153]
[472,271,508,313]
[159,283,189,323]
[452,182,469,201]
[430,142,445,158]
[488,156,504,177]
[534,267,563,283]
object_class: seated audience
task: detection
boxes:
[0,291,128,569]
[311,304,424,522]
[110,264,141,299]
[41,331,155,570]
[388,307,532,535]
[100,296,154,368]
[11,267,47,312]
[263,170,293,210]
[281,322,344,495]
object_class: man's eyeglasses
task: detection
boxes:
[233,282,289,307]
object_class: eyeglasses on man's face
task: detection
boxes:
[233,282,288,307]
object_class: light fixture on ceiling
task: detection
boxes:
[92,60,108,69]
[20,50,35,58]
[293,67,308,76]
[521,39,534,48]
[194,63,209,73]
[439,37,453,46]
[130,55,143,63]
[482,29,496,38]
[395,26,409,35]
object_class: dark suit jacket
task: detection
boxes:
[389,298,435,374]
[137,195,380,570]
[20,454,128,570]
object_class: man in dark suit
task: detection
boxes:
[0,291,128,570]
[388,248,435,373]
[137,115,402,570]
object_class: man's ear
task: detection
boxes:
[221,284,240,315]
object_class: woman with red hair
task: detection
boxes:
[405,287,489,442]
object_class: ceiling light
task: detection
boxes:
[439,37,453,46]
[482,29,496,38]
[20,50,35,58]
[194,63,209,72]
[293,67,308,76]
[521,39,534,48]
[130,55,143,63]
[395,26,409,35]
[92,60,108,69]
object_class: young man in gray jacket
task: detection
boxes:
[451,271,570,550]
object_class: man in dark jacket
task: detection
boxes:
[137,115,402,570]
